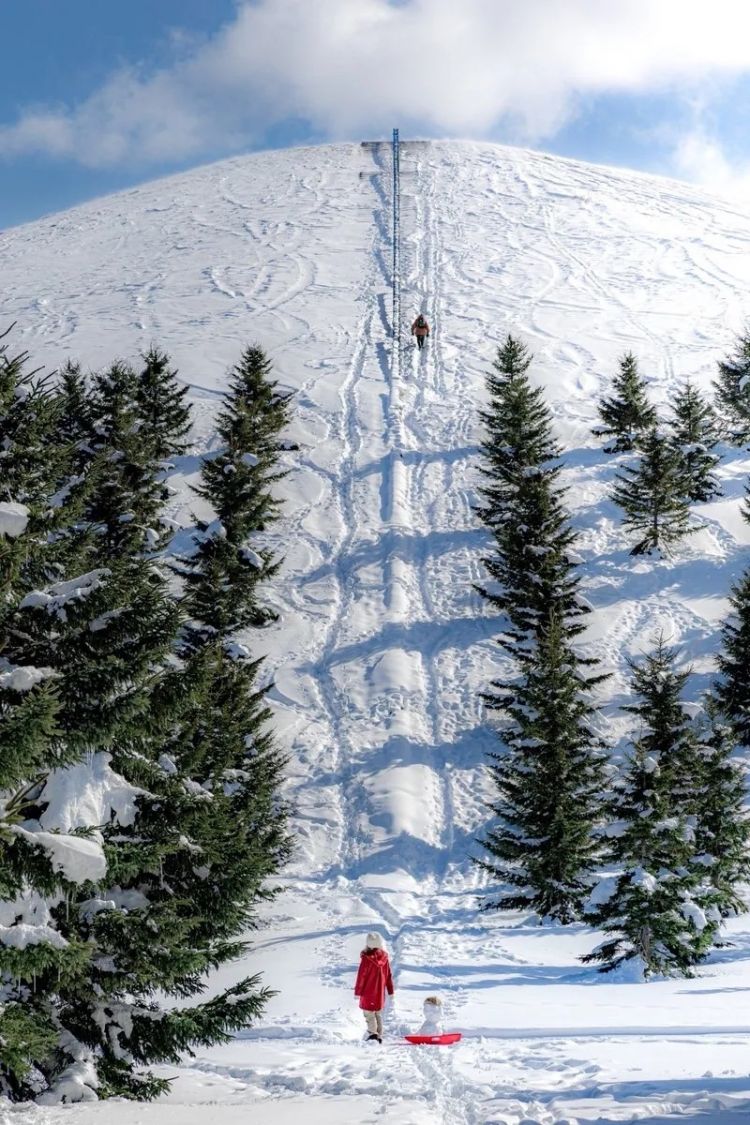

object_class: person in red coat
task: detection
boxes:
[354,932,394,1042]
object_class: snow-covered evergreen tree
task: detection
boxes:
[713,330,750,444]
[54,361,93,472]
[0,337,109,1098]
[584,641,714,977]
[57,348,190,561]
[39,349,291,1100]
[0,493,72,1098]
[475,335,585,636]
[181,345,293,640]
[85,361,170,556]
[0,335,62,518]
[612,428,695,555]
[713,569,750,747]
[0,360,185,1099]
[115,343,294,1096]
[476,336,559,480]
[134,346,191,461]
[668,380,721,502]
[175,343,292,864]
[0,333,92,772]
[0,336,291,1101]
[477,611,607,923]
[693,704,750,920]
[593,352,657,453]
[139,641,291,1020]
[475,337,607,923]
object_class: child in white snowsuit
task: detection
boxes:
[418,995,443,1035]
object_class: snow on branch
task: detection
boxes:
[12,826,107,884]
[0,501,29,538]
[20,570,110,617]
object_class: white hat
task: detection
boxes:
[365,932,384,949]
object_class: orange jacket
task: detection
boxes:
[411,316,430,337]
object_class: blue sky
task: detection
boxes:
[2,0,750,228]
[0,0,237,226]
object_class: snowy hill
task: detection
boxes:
[6,140,750,1123]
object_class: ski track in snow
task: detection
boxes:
[6,141,750,1122]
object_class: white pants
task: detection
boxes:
[364,1009,383,1037]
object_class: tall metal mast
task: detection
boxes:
[392,127,401,379]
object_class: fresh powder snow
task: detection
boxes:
[5,139,750,1122]
[0,501,29,538]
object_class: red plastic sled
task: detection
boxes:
[404,1032,462,1045]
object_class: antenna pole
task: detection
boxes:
[392,127,401,379]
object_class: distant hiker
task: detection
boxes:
[417,995,443,1035]
[354,932,394,1043]
[411,313,430,350]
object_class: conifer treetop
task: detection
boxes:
[479,335,561,477]
[667,380,721,504]
[612,426,695,556]
[713,329,750,444]
[183,345,293,642]
[594,352,657,453]
[135,346,191,461]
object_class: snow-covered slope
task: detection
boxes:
[6,140,750,1123]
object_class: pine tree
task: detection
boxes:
[85,361,171,556]
[49,641,277,1099]
[694,705,750,920]
[477,611,607,922]
[713,330,750,444]
[475,336,584,635]
[0,336,291,1101]
[0,337,105,1097]
[584,641,713,977]
[0,494,77,1100]
[593,353,657,453]
[668,380,721,502]
[0,335,62,517]
[713,569,750,747]
[612,428,695,555]
[180,345,293,641]
[2,446,186,1098]
[172,342,293,920]
[134,346,191,461]
[41,349,287,1099]
[476,336,560,484]
[86,342,295,1097]
[54,361,93,470]
[0,334,93,778]
[475,338,607,923]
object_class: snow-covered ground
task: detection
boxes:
[5,140,750,1122]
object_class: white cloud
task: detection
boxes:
[671,128,750,199]
[4,0,750,168]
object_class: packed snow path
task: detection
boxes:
[6,141,750,1122]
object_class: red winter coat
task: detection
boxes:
[411,316,430,337]
[354,948,394,1011]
